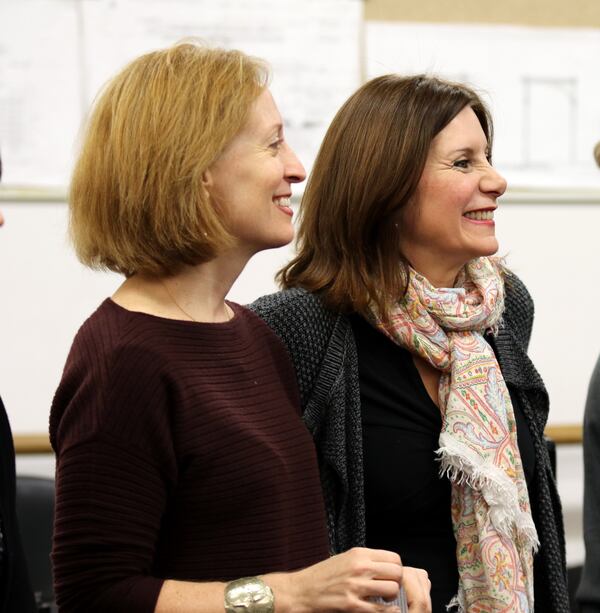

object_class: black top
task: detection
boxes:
[350,314,536,613]
[0,396,36,613]
[251,281,569,612]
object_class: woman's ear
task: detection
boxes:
[201,168,213,189]
[200,169,215,203]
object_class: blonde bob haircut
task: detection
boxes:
[70,41,269,276]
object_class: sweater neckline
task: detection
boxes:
[103,297,242,329]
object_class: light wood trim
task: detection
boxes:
[0,186,67,202]
[502,188,600,205]
[13,434,52,455]
[13,425,583,454]
[544,424,583,445]
[365,0,600,29]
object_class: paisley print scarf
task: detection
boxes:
[367,257,538,612]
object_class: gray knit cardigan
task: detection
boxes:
[250,274,569,612]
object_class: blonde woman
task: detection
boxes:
[50,44,430,612]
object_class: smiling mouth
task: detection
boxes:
[273,196,291,208]
[464,209,494,221]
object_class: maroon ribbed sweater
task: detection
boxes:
[50,299,329,612]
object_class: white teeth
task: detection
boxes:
[464,210,494,221]
[274,197,291,207]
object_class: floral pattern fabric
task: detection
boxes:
[368,257,538,612]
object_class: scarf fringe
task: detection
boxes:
[437,434,539,553]
[447,592,465,612]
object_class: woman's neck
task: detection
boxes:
[402,246,468,289]
[410,262,463,289]
[112,250,249,323]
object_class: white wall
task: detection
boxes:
[2,194,597,566]
[496,198,600,422]
[0,200,295,434]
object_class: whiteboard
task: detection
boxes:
[366,21,600,189]
[0,0,362,189]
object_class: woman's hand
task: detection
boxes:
[155,549,431,612]
[402,566,431,612]
[266,547,430,612]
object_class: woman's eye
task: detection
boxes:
[453,159,470,169]
[269,139,283,151]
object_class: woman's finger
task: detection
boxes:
[403,567,431,613]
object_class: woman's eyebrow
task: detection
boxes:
[448,146,487,155]
[266,122,283,135]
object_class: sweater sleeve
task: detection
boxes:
[577,355,600,613]
[503,271,535,351]
[249,290,366,552]
[51,342,178,613]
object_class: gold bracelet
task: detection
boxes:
[224,576,275,613]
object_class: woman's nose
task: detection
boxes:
[283,144,306,184]
[481,164,507,197]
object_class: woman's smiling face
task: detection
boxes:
[399,105,507,285]
[204,89,305,257]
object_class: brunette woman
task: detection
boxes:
[252,75,569,613]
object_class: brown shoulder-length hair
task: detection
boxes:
[69,41,268,276]
[279,74,493,320]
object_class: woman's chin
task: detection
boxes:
[451,242,499,268]
[469,237,499,260]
